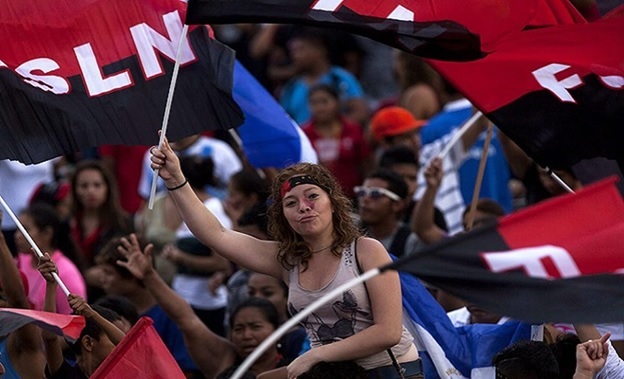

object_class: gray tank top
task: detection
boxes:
[287,240,414,369]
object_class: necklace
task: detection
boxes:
[309,245,332,254]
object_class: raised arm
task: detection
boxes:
[161,244,232,275]
[37,253,65,374]
[288,238,404,377]
[412,157,447,244]
[150,137,282,277]
[0,210,45,377]
[574,332,610,379]
[67,294,125,345]
[117,234,236,377]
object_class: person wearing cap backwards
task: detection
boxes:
[133,140,425,379]
[369,106,487,236]
[0,209,46,379]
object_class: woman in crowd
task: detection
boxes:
[15,204,86,314]
[117,234,287,378]
[69,159,133,267]
[302,84,371,201]
[146,137,422,379]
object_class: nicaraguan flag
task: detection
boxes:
[397,269,533,378]
[233,61,317,169]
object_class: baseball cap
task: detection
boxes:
[370,106,426,142]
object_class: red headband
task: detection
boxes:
[280,175,325,198]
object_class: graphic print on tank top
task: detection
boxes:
[289,289,369,345]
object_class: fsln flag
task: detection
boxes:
[430,14,624,170]
[185,0,553,61]
[385,177,624,324]
[398,269,533,378]
[0,308,85,342]
[90,317,185,379]
[234,61,318,168]
[0,0,243,164]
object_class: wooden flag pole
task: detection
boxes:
[465,122,494,231]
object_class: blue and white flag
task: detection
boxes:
[233,61,317,169]
[398,269,533,378]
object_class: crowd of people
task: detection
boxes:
[1,1,622,376]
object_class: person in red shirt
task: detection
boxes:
[302,84,372,201]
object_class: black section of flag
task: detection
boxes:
[384,223,624,324]
[186,0,483,61]
[0,27,243,164]
[489,75,624,171]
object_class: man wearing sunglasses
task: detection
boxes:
[355,169,422,258]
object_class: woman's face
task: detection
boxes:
[309,89,340,123]
[248,273,287,321]
[230,307,276,358]
[75,168,108,210]
[281,183,334,238]
[226,182,254,215]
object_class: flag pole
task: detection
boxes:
[438,111,483,160]
[0,194,70,296]
[148,24,190,210]
[465,122,494,231]
[229,268,380,379]
[545,168,576,194]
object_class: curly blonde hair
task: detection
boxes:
[267,163,361,271]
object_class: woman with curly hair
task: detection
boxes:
[147,138,422,379]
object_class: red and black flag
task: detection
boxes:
[0,308,85,342]
[186,0,550,61]
[429,13,624,171]
[0,0,243,164]
[383,178,624,324]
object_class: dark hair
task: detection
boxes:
[69,305,120,356]
[230,169,270,204]
[180,155,216,190]
[21,204,84,270]
[461,198,506,219]
[290,27,329,52]
[95,237,142,282]
[238,202,269,236]
[268,163,361,271]
[71,160,130,230]
[365,169,409,200]
[492,340,559,379]
[29,181,70,209]
[229,297,280,331]
[94,295,140,326]
[395,51,442,93]
[379,146,420,169]
[308,84,339,101]
[549,333,581,379]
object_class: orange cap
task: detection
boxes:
[370,106,426,142]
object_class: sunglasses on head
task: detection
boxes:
[353,186,401,201]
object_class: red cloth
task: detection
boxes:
[91,317,185,379]
[303,118,370,199]
[0,308,85,342]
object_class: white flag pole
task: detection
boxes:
[147,23,190,210]
[438,111,483,160]
[0,194,70,296]
[229,268,380,379]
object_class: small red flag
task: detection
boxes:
[90,317,186,379]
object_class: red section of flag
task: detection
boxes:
[90,317,185,379]
[429,16,624,113]
[496,177,624,276]
[0,308,85,341]
[320,0,537,49]
[0,0,191,75]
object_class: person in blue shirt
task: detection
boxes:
[280,28,368,126]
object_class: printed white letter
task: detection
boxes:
[130,10,196,80]
[482,245,581,279]
[15,58,70,94]
[74,43,132,97]
[532,63,583,103]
